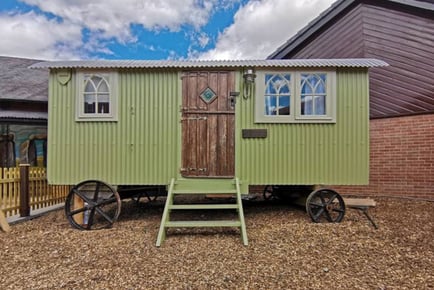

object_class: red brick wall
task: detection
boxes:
[334,114,434,199]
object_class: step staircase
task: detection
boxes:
[156,178,248,246]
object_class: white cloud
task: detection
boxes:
[198,33,210,48]
[198,0,336,60]
[21,0,230,43]
[0,0,241,59]
[0,11,83,60]
[0,0,334,60]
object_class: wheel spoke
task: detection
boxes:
[85,207,97,230]
[309,202,324,208]
[318,191,327,205]
[93,182,101,201]
[95,196,117,207]
[94,206,114,224]
[73,188,92,204]
[67,207,87,216]
[323,209,333,222]
[326,194,338,206]
[313,207,325,221]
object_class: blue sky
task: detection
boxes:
[0,0,335,60]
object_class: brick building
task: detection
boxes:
[269,0,434,198]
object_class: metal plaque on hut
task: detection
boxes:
[57,70,72,85]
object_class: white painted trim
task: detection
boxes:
[75,70,119,122]
[255,69,336,124]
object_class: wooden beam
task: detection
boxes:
[19,164,30,217]
[0,208,11,232]
[73,194,84,225]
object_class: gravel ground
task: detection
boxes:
[1,196,433,289]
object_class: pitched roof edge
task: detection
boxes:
[268,0,434,59]
[268,0,352,59]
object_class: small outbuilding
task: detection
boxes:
[31,59,387,187]
[31,58,387,244]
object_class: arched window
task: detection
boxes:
[264,73,291,116]
[83,75,110,114]
[300,73,327,116]
[77,71,118,121]
[255,70,335,123]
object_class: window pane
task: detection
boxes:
[278,95,290,115]
[266,74,291,94]
[98,103,110,114]
[265,74,275,94]
[301,79,313,94]
[314,95,326,115]
[264,73,291,117]
[84,93,96,104]
[301,95,313,115]
[265,95,277,115]
[98,93,110,114]
[279,77,290,94]
[98,93,110,103]
[315,74,326,94]
[97,79,110,93]
[84,93,95,114]
[300,73,327,116]
[316,81,326,94]
[84,102,95,114]
[84,80,95,93]
[91,76,103,86]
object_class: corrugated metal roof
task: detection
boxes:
[0,111,47,120]
[0,110,47,125]
[30,58,388,69]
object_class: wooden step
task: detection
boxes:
[170,204,238,210]
[165,220,241,228]
[173,179,237,192]
[156,177,248,246]
[172,189,237,195]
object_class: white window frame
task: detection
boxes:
[76,70,118,122]
[255,70,336,123]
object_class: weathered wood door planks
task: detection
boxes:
[181,71,235,177]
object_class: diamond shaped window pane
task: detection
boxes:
[200,87,217,104]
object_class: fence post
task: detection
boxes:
[19,164,30,217]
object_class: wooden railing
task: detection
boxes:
[0,166,70,217]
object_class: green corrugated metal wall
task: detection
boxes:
[48,68,369,186]
[236,68,369,185]
[48,70,180,185]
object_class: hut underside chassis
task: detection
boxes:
[64,180,347,231]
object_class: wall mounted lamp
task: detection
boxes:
[243,68,256,100]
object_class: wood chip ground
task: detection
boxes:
[0,196,433,289]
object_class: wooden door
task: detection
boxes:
[181,71,235,177]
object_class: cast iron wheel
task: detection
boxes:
[306,188,345,223]
[65,180,121,230]
[263,185,276,200]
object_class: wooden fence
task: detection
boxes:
[0,166,70,217]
